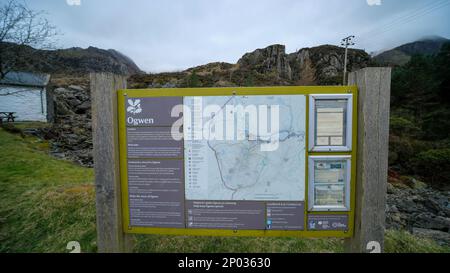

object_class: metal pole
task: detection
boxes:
[341,35,355,85]
[343,45,348,85]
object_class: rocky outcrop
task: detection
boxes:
[287,49,316,85]
[238,44,292,80]
[129,43,372,88]
[289,45,371,84]
[386,180,450,246]
[235,44,371,85]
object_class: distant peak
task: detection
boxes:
[417,35,449,42]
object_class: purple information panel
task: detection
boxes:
[125,97,186,228]
[186,201,266,230]
[127,160,185,228]
[307,214,349,231]
[266,202,305,230]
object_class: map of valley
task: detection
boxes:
[185,95,306,201]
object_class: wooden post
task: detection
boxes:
[344,67,391,253]
[90,73,133,253]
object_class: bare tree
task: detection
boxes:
[0,0,58,80]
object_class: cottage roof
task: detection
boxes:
[0,71,50,88]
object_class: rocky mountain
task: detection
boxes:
[237,44,371,84]
[287,45,371,84]
[0,42,142,76]
[130,44,372,88]
[374,36,450,66]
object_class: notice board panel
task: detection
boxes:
[118,86,358,238]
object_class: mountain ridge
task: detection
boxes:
[5,36,449,85]
[130,43,372,88]
[374,36,449,66]
[0,42,142,76]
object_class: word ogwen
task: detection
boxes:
[126,117,155,126]
[171,99,281,152]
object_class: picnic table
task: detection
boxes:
[0,112,16,124]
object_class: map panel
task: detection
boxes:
[184,95,306,201]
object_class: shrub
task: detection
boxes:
[389,135,432,173]
[390,116,420,137]
[412,148,450,186]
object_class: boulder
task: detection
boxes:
[68,85,85,92]
[413,214,450,231]
[413,228,450,246]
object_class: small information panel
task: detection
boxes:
[118,87,357,238]
[308,156,351,211]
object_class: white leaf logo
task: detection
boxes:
[127,99,142,115]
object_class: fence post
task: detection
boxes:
[90,73,134,253]
[344,67,392,253]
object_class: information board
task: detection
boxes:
[118,87,357,238]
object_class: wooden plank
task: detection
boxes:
[344,67,391,253]
[90,73,134,253]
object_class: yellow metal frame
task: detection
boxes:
[118,86,358,238]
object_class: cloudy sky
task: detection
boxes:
[14,0,450,72]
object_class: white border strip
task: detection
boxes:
[309,94,353,152]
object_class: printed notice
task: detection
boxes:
[266,202,304,230]
[128,160,185,228]
[127,127,183,158]
[186,201,265,230]
[315,100,347,146]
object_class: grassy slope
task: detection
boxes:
[0,127,96,252]
[0,128,448,253]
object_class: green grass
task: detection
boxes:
[385,230,449,253]
[0,128,448,253]
[133,235,342,253]
[0,127,96,252]
[10,121,51,130]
